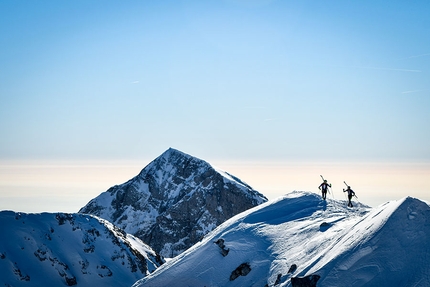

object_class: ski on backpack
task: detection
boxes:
[319,175,332,200]
[343,181,357,207]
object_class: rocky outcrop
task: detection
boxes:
[80,148,267,257]
[291,275,320,287]
[230,263,252,281]
[288,264,298,274]
[214,238,229,257]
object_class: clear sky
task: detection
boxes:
[1,1,429,212]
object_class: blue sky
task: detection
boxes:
[1,0,429,162]
[1,1,430,212]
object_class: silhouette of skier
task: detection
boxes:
[318,180,331,200]
[343,186,356,207]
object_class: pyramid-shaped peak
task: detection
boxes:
[80,148,267,257]
[142,148,212,177]
[157,147,200,163]
[162,147,189,157]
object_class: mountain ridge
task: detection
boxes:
[132,191,430,287]
[79,148,268,257]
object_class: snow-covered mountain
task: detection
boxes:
[132,191,430,287]
[79,148,267,257]
[0,211,164,287]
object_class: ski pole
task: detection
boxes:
[354,194,360,205]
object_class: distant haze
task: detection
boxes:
[1,159,428,213]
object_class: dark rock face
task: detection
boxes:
[230,263,252,281]
[80,148,267,257]
[291,274,321,287]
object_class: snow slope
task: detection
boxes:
[0,211,164,287]
[132,191,430,287]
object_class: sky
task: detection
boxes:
[1,0,429,212]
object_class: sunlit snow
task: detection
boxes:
[133,191,430,287]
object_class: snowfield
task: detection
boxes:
[133,191,430,287]
[0,212,163,287]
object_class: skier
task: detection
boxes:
[343,186,356,207]
[318,179,331,200]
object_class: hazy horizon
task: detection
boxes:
[1,156,429,213]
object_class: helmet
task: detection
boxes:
[324,180,327,182]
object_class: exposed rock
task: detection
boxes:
[274,273,282,285]
[97,265,112,277]
[319,222,331,232]
[230,263,251,281]
[291,274,320,287]
[13,263,30,281]
[80,148,267,257]
[214,238,229,256]
[65,276,77,286]
[288,263,297,274]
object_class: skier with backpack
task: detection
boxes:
[318,178,331,200]
[343,185,356,207]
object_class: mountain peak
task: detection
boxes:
[80,149,267,257]
[162,147,190,158]
[140,148,212,183]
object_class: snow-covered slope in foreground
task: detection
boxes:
[133,191,430,287]
[0,212,163,287]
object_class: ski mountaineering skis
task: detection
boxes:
[343,181,359,200]
[319,175,334,200]
[318,177,361,208]
[343,181,358,207]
